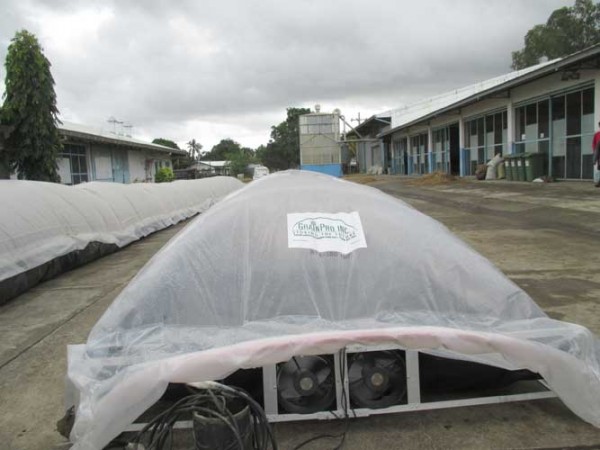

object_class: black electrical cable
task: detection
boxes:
[140,393,251,449]
[130,382,278,450]
[127,351,356,450]
[291,349,352,450]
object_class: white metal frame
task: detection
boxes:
[263,346,555,423]
[125,346,556,431]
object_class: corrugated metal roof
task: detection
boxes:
[349,114,392,138]
[388,60,558,131]
[379,44,600,138]
[59,121,187,155]
[198,160,229,167]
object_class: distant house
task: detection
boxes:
[174,160,231,180]
[56,122,187,184]
[3,121,187,184]
[346,114,392,174]
[195,160,230,175]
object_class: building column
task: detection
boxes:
[404,136,409,175]
[594,74,600,129]
[427,126,433,173]
[506,96,515,154]
[458,116,465,177]
[407,136,413,175]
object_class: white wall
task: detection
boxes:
[390,131,409,142]
[461,98,509,121]
[126,150,174,183]
[90,144,113,181]
[57,157,71,184]
[128,150,148,183]
[404,124,429,137]
[511,70,600,105]
[430,114,461,129]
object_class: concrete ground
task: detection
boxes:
[1,177,600,450]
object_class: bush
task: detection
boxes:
[155,167,174,183]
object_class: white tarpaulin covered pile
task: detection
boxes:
[67,171,600,449]
[0,177,242,300]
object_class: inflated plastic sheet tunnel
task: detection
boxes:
[0,177,243,303]
[66,170,600,450]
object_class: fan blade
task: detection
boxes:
[374,356,398,369]
[387,369,404,384]
[280,389,302,402]
[357,353,376,370]
[278,376,300,401]
[348,360,364,382]
[315,365,332,385]
[371,351,399,364]
[349,376,364,386]
[351,381,379,401]
[301,356,326,374]
[278,361,297,378]
[314,384,334,401]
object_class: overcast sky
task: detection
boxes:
[0,0,572,151]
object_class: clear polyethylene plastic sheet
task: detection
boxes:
[0,177,243,283]
[68,171,600,449]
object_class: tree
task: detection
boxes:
[203,138,242,161]
[186,139,202,162]
[152,138,180,150]
[1,30,62,181]
[231,146,257,176]
[256,107,310,171]
[153,138,191,169]
[241,146,255,157]
[203,138,256,175]
[511,0,600,70]
[227,150,252,176]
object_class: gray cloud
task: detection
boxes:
[0,0,572,149]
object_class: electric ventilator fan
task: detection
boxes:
[348,350,407,409]
[277,355,336,414]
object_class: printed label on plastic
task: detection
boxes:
[287,212,367,254]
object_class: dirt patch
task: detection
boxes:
[404,171,463,186]
[343,174,381,185]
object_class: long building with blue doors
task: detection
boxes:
[353,44,600,181]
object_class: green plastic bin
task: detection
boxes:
[524,152,545,182]
[512,155,522,181]
[514,154,525,181]
[497,160,506,179]
[504,155,514,181]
